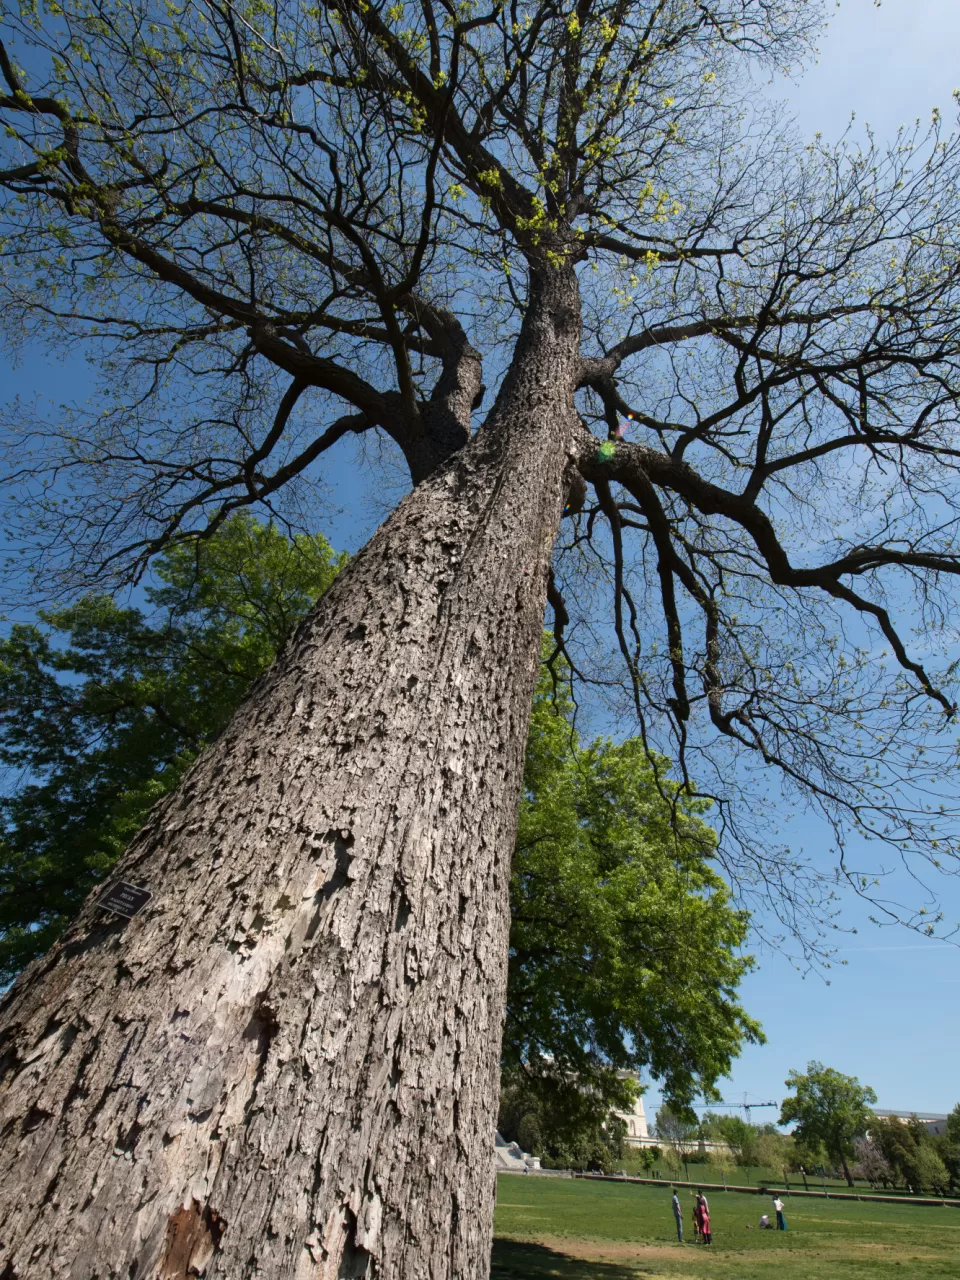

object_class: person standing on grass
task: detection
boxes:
[695,1191,710,1244]
[698,1197,712,1246]
[773,1195,788,1230]
[671,1188,683,1242]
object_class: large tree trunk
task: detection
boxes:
[0,267,582,1278]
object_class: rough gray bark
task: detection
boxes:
[0,266,581,1278]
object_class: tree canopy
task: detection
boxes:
[508,663,760,1109]
[653,1104,698,1152]
[0,514,759,1113]
[698,1112,796,1171]
[866,1116,955,1195]
[948,1103,960,1146]
[3,0,960,953]
[779,1060,877,1186]
[7,1,960,1271]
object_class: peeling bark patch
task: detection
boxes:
[242,989,280,1112]
[114,1116,144,1156]
[246,991,280,1048]
[158,1200,226,1278]
[337,1242,372,1279]
[0,1031,24,1090]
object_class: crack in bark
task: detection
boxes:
[240,990,281,1127]
[336,1218,373,1279]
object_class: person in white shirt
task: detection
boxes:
[773,1195,788,1231]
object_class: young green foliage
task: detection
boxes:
[869,1116,954,1195]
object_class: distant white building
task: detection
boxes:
[870,1109,951,1137]
[613,1088,652,1145]
[614,1084,734,1157]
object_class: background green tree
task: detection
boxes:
[700,1113,759,1168]
[497,1069,629,1173]
[780,1062,877,1186]
[870,1115,956,1195]
[698,1114,796,1173]
[753,1127,795,1174]
[653,1105,700,1176]
[501,662,761,1150]
[938,1104,960,1191]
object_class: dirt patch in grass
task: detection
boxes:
[549,1238,680,1259]
[500,1235,710,1261]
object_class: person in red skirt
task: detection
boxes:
[695,1191,712,1245]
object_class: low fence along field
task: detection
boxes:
[611,1154,941,1198]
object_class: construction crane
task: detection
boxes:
[699,1094,779,1120]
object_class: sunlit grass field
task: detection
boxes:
[492,1173,960,1278]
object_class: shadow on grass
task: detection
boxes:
[491,1238,650,1278]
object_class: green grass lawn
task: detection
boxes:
[492,1174,960,1278]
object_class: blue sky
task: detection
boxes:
[640,0,960,1124]
[773,0,960,145]
[2,0,959,1119]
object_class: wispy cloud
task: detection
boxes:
[840,943,957,953]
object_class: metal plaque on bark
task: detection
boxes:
[97,881,153,919]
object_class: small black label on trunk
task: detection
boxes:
[97,881,153,919]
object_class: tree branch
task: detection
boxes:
[576,427,957,715]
